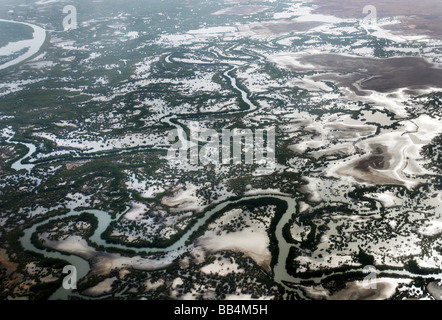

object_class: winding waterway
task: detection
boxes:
[0,19,46,71]
[10,49,442,300]
[20,196,301,299]
[15,50,286,299]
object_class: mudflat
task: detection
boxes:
[297,54,442,94]
[313,0,442,38]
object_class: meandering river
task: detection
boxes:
[10,47,442,300]
[0,19,46,71]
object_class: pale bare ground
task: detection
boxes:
[83,277,117,297]
[331,115,442,189]
[328,278,411,300]
[144,279,164,291]
[195,208,273,272]
[65,160,89,170]
[313,0,442,38]
[238,20,324,37]
[213,5,269,16]
[200,256,244,276]
[303,278,412,300]
[42,235,173,276]
[197,231,272,272]
[161,183,206,213]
